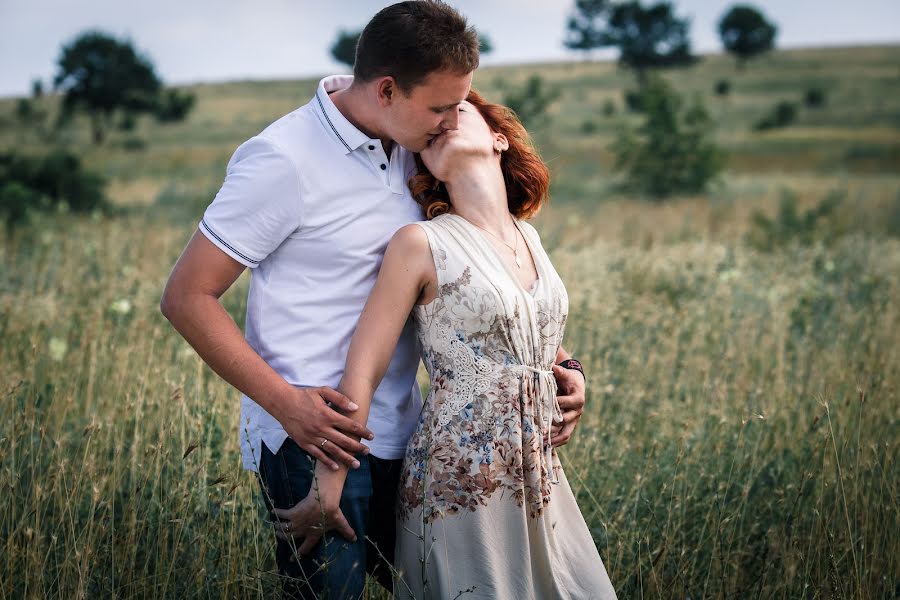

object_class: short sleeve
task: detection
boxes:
[199,136,302,268]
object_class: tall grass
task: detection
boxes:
[2,188,897,598]
[1,45,899,599]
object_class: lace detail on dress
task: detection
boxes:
[440,339,498,427]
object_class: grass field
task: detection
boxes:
[1,45,899,598]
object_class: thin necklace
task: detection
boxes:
[468,219,523,269]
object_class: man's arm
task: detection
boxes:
[551,345,586,447]
[160,230,373,470]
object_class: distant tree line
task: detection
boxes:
[557,1,782,198]
[564,0,778,76]
[3,30,198,230]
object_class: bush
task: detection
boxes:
[612,75,725,198]
[16,97,48,131]
[804,87,827,108]
[0,150,107,229]
[502,75,559,129]
[155,89,196,123]
[0,181,39,230]
[15,99,34,123]
[714,79,731,96]
[120,136,147,152]
[603,99,617,116]
[746,189,843,251]
[623,89,644,113]
[581,119,598,134]
[118,111,137,131]
[754,100,797,131]
[887,192,900,239]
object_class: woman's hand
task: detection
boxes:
[271,492,357,557]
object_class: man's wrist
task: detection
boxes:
[263,380,303,424]
[557,358,585,380]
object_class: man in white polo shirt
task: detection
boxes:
[161,2,588,598]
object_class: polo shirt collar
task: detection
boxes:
[315,75,372,155]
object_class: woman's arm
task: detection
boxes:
[316,224,436,500]
[272,224,436,548]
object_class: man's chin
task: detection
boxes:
[403,139,429,153]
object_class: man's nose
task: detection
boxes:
[440,106,460,131]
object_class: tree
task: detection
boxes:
[564,0,611,55]
[605,2,695,82]
[502,75,560,129]
[53,31,162,144]
[612,75,724,198]
[478,33,494,55]
[718,5,777,68]
[331,29,361,69]
[565,1,695,85]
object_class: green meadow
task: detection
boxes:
[1,45,898,598]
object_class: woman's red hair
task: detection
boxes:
[409,88,550,220]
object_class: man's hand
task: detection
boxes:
[550,364,586,447]
[277,386,374,471]
[271,493,357,558]
[160,232,374,471]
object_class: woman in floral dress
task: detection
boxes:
[311,90,617,599]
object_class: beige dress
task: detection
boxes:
[394,214,617,600]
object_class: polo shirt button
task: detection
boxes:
[380,164,387,170]
[368,145,375,150]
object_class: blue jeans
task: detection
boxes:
[257,438,401,600]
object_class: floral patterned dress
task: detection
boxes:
[394,214,617,600]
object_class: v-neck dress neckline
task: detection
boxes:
[443,213,541,298]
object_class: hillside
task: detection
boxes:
[1,45,898,599]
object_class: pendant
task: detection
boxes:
[515,252,523,269]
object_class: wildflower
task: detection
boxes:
[718,268,740,283]
[49,337,67,361]
[110,298,132,315]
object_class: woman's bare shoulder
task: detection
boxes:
[385,223,438,275]
[388,223,431,254]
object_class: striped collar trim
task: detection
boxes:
[314,75,371,154]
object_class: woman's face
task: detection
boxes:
[419,100,506,181]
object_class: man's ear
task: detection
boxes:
[375,77,397,107]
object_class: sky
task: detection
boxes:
[1,0,898,98]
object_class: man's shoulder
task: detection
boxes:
[256,101,322,158]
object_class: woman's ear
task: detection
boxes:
[494,133,509,153]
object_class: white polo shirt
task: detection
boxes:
[199,75,425,471]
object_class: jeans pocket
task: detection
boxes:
[259,439,314,510]
[341,454,375,501]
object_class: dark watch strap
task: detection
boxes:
[557,358,585,378]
